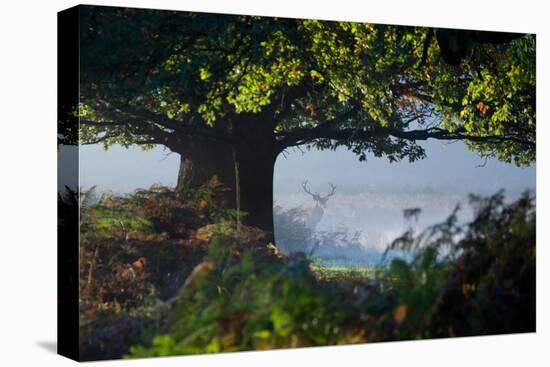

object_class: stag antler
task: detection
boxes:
[301,181,337,208]
[323,183,337,200]
[301,180,316,198]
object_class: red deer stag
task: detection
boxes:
[301,181,336,229]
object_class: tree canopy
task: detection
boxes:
[77,6,535,166]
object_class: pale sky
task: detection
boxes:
[71,139,535,196]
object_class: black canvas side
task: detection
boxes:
[57,5,80,362]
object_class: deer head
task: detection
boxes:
[301,180,336,208]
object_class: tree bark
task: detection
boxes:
[174,136,278,240]
[233,142,277,238]
[175,137,237,209]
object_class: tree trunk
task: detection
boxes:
[175,137,236,209]
[233,143,277,239]
[174,136,278,240]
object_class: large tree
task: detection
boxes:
[74,6,535,235]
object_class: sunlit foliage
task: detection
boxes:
[78,7,535,165]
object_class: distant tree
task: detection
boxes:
[73,6,535,235]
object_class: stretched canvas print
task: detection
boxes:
[58,4,536,362]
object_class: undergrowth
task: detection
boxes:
[62,181,535,360]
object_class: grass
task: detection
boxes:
[310,264,379,282]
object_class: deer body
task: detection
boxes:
[306,204,325,229]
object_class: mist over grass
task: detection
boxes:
[272,141,534,265]
[70,140,535,266]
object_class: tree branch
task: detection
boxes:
[82,101,240,145]
[278,124,535,149]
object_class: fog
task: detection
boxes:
[273,140,534,262]
[62,139,534,264]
